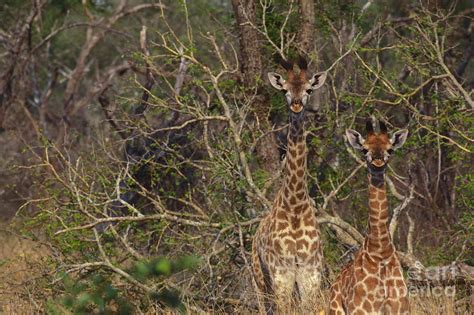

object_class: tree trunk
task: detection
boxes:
[232,0,281,198]
[231,0,262,89]
[297,0,324,112]
[298,0,316,55]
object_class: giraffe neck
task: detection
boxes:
[364,172,394,259]
[282,112,307,202]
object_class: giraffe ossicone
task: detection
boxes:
[329,120,410,314]
[252,55,326,314]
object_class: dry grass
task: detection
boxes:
[0,224,51,314]
[409,292,472,315]
[1,277,472,314]
[0,224,471,314]
[224,287,472,315]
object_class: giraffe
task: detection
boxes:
[252,56,327,314]
[329,120,410,315]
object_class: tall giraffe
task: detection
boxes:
[329,120,410,315]
[252,56,327,313]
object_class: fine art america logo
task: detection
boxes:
[407,261,459,297]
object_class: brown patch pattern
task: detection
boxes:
[329,177,409,314]
[252,81,322,313]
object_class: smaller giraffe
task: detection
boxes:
[329,120,410,315]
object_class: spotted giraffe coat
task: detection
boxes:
[329,173,409,315]
[252,112,323,313]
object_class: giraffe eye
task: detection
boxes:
[387,149,394,155]
[306,89,313,95]
[362,149,368,155]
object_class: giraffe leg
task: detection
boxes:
[383,283,410,314]
[383,295,410,314]
[399,295,410,315]
[329,283,346,315]
[252,248,266,293]
[252,248,275,314]
[295,266,322,312]
[383,263,410,315]
[273,268,295,314]
[398,282,410,315]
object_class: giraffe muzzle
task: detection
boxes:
[371,159,385,168]
[290,103,304,113]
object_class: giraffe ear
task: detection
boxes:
[390,129,408,150]
[309,71,327,90]
[268,72,286,90]
[345,129,365,150]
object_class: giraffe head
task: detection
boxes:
[346,120,408,174]
[268,56,327,114]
